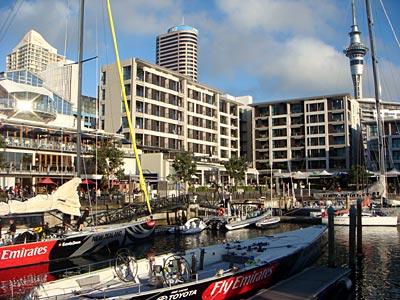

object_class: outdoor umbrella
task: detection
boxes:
[37,178,57,185]
[0,124,18,132]
[28,128,48,136]
[81,179,96,185]
[81,134,95,141]
[50,130,63,136]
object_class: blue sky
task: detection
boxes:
[0,0,399,103]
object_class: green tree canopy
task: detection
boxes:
[348,164,372,190]
[223,156,248,188]
[91,139,125,190]
[169,151,197,192]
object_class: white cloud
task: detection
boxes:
[197,0,351,100]
[0,0,398,101]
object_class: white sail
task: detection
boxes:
[0,177,81,216]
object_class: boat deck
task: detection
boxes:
[28,226,327,300]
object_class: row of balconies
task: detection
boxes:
[4,136,92,153]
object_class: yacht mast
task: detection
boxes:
[76,0,84,178]
[365,0,386,200]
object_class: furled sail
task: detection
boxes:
[0,177,81,216]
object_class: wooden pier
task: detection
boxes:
[247,266,351,300]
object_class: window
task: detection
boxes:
[331,113,344,122]
[124,84,131,96]
[309,114,324,123]
[393,138,400,148]
[136,101,143,113]
[136,118,143,129]
[123,66,131,80]
[290,103,302,114]
[331,99,344,110]
[332,136,345,145]
[332,124,344,133]
[136,86,144,97]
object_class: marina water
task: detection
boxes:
[2,223,399,299]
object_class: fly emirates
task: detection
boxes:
[1,245,48,260]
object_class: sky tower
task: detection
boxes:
[344,0,368,99]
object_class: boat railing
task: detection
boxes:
[63,258,116,279]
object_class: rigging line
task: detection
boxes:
[0,0,24,44]
[379,0,400,49]
[106,0,152,214]
[94,0,100,223]
[59,0,71,185]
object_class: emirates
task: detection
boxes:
[1,246,48,260]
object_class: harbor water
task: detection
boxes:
[1,223,400,299]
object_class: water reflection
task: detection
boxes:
[317,226,400,300]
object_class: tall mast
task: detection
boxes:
[365,0,386,200]
[76,0,84,178]
[344,0,368,99]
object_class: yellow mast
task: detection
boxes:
[106,0,152,214]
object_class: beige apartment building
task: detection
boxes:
[6,30,66,75]
[99,58,256,186]
[252,93,361,179]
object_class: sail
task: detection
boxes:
[0,177,82,217]
[52,177,82,215]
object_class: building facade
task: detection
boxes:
[6,30,66,75]
[99,58,255,186]
[252,94,360,178]
[156,25,198,82]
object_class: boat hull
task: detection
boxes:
[321,215,398,226]
[167,218,207,235]
[0,219,155,269]
[224,212,272,231]
[386,199,400,207]
[255,217,281,229]
[28,225,327,300]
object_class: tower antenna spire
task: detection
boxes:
[344,0,368,99]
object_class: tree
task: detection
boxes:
[91,139,125,190]
[348,164,371,190]
[223,156,248,190]
[169,151,197,194]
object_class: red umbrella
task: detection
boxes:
[37,178,57,185]
[81,179,96,185]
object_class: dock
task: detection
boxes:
[247,266,351,300]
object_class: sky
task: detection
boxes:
[0,0,399,103]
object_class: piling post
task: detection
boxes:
[199,248,205,270]
[327,206,335,267]
[356,198,363,257]
[349,204,356,269]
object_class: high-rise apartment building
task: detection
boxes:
[6,30,66,74]
[156,24,198,82]
[98,58,252,184]
[252,94,360,177]
[100,58,239,158]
